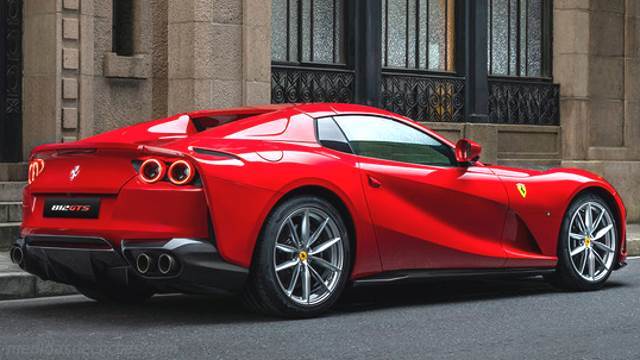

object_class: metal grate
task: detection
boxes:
[488,77,559,125]
[380,72,465,122]
[271,65,355,104]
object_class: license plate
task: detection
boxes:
[43,198,101,219]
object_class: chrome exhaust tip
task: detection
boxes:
[9,247,23,266]
[136,253,152,274]
[158,253,176,275]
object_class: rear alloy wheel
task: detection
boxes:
[547,194,618,290]
[243,196,351,317]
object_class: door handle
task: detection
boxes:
[367,175,382,188]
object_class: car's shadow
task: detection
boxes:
[337,277,625,313]
[6,277,626,326]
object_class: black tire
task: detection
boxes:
[546,193,618,291]
[76,285,154,305]
[242,195,352,318]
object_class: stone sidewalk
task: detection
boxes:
[1,224,639,300]
[0,252,76,299]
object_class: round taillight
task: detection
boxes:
[168,160,195,185]
[139,158,165,183]
[28,159,45,184]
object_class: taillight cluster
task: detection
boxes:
[138,158,196,185]
[28,158,45,184]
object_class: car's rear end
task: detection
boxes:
[12,125,255,296]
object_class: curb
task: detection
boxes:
[627,224,640,257]
[0,272,76,300]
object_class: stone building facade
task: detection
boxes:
[1,0,639,221]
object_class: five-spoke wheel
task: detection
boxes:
[243,195,351,317]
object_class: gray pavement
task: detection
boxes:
[0,259,639,360]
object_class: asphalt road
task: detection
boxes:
[1,261,640,360]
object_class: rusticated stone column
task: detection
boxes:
[558,0,640,222]
[167,0,271,114]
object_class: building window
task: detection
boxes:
[381,0,455,72]
[488,0,551,78]
[113,0,134,56]
[272,0,346,65]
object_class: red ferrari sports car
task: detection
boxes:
[12,103,626,317]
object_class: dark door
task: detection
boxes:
[0,0,23,162]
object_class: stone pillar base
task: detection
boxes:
[562,160,640,223]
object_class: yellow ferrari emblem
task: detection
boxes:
[585,236,591,248]
[516,183,527,198]
[298,251,308,262]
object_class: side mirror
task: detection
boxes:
[455,138,482,165]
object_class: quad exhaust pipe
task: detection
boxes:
[136,253,152,274]
[158,253,176,275]
[10,246,24,266]
[134,252,177,275]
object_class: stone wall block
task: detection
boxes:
[168,79,196,114]
[22,76,60,154]
[63,48,80,70]
[625,16,640,58]
[625,59,640,101]
[591,0,624,14]
[590,100,624,147]
[63,0,79,11]
[560,99,590,160]
[244,25,271,82]
[80,14,95,76]
[244,0,270,26]
[590,11,624,57]
[554,0,590,10]
[554,53,590,98]
[213,0,242,24]
[168,0,195,23]
[167,22,195,79]
[244,81,271,105]
[553,9,589,55]
[62,107,79,129]
[212,79,243,108]
[62,77,78,99]
[209,24,243,80]
[624,101,640,156]
[63,18,79,40]
[24,0,60,15]
[22,14,58,76]
[589,57,624,100]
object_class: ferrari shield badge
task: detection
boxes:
[516,183,527,199]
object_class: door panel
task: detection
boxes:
[359,159,509,271]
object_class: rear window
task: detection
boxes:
[191,114,262,132]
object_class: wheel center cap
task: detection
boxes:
[585,236,591,248]
[298,251,308,262]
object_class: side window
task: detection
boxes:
[333,115,455,166]
[316,117,353,154]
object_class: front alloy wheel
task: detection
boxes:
[567,201,617,282]
[548,193,618,290]
[243,195,351,317]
